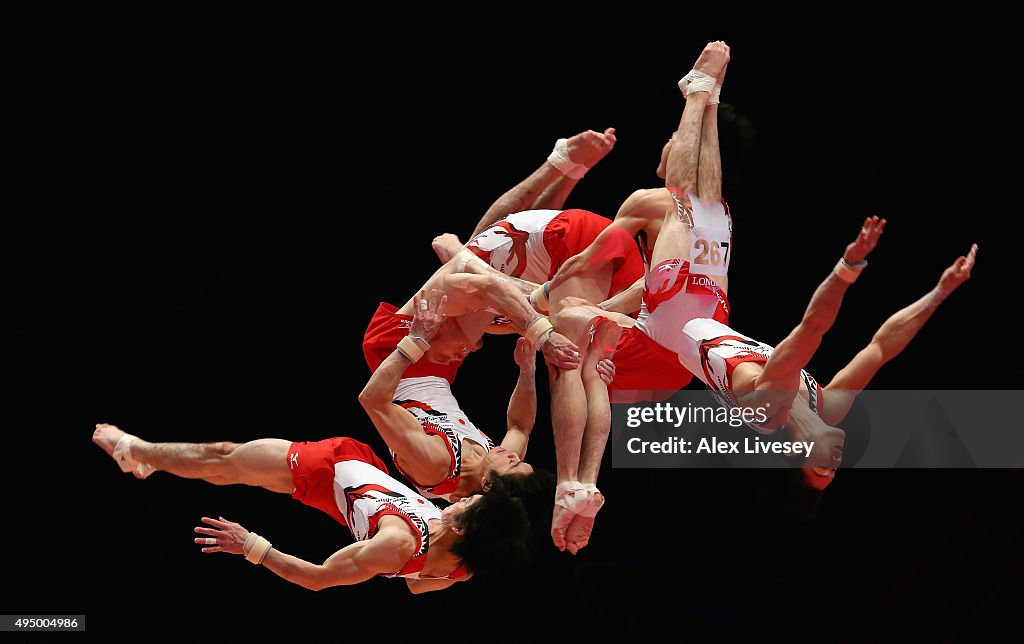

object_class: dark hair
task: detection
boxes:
[449,470,555,576]
[499,469,556,541]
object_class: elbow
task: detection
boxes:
[301,577,327,592]
[358,387,381,411]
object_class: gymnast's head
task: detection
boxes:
[426,319,484,366]
[784,403,845,490]
[447,471,554,576]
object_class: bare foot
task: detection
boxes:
[566,128,617,169]
[564,490,604,555]
[93,423,155,479]
[551,504,574,551]
[692,40,730,80]
[93,422,127,457]
[432,233,463,264]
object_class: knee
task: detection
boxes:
[551,304,583,331]
[558,296,592,310]
[209,441,239,461]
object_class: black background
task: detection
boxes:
[7,6,1021,641]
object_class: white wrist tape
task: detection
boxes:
[529,282,551,313]
[243,533,272,564]
[525,317,554,347]
[397,335,425,363]
[547,138,588,180]
[834,258,867,283]
[678,69,717,98]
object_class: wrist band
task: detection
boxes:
[547,138,588,180]
[244,533,272,564]
[833,257,867,283]
[529,282,550,313]
[537,327,554,347]
[397,335,425,363]
[242,532,257,553]
[525,317,554,346]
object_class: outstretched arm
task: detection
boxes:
[755,217,887,393]
[193,516,416,590]
[820,244,978,425]
[500,338,538,459]
[469,128,617,238]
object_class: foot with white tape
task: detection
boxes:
[710,62,728,105]
[551,480,588,551]
[565,128,617,171]
[432,233,463,264]
[547,128,617,179]
[93,423,156,479]
[678,41,730,100]
[564,484,604,555]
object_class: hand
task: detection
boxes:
[596,358,616,385]
[194,516,250,555]
[937,243,978,295]
[432,233,463,263]
[843,216,886,264]
[566,128,617,169]
[513,337,536,372]
[410,289,448,342]
[540,331,580,370]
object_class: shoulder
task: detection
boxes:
[367,516,420,565]
[619,188,671,215]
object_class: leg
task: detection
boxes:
[649,47,724,270]
[665,42,728,192]
[547,267,613,317]
[551,300,635,345]
[545,223,640,309]
[821,245,978,425]
[93,423,295,494]
[697,60,726,205]
[577,319,621,485]
[564,318,621,555]
[470,129,616,238]
[548,352,588,550]
[696,104,722,204]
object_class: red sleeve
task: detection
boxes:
[362,302,458,384]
